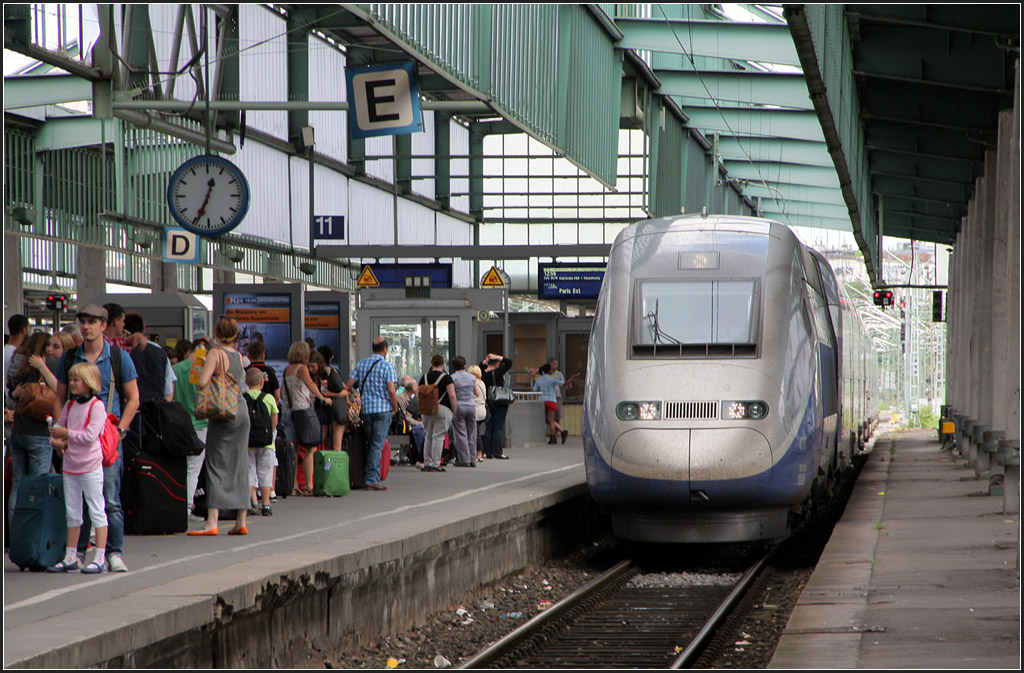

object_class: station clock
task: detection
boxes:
[167,155,251,237]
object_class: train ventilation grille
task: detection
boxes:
[663,401,719,420]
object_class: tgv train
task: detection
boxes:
[583,215,878,543]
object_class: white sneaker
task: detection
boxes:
[108,554,128,573]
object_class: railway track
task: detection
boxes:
[458,553,770,669]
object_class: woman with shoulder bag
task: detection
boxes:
[317,346,350,453]
[281,342,332,495]
[479,353,513,460]
[418,354,457,473]
[189,317,250,536]
[6,331,59,521]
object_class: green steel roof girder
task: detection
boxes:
[656,70,812,110]
[757,199,851,222]
[738,4,787,25]
[726,162,841,189]
[755,211,854,232]
[741,181,847,207]
[613,18,800,67]
[3,74,92,110]
[34,117,119,152]
[716,137,833,167]
[123,5,156,95]
[684,108,825,143]
[217,5,241,130]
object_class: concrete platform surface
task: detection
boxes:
[771,429,1021,669]
[3,442,586,668]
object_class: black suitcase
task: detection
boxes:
[123,450,188,534]
[275,435,296,499]
[191,463,238,521]
[343,426,368,489]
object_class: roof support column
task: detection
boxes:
[469,123,485,222]
[286,11,310,152]
[346,47,371,175]
[970,148,998,480]
[434,112,451,210]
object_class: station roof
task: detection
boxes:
[789,4,1019,247]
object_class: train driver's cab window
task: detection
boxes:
[633,280,759,358]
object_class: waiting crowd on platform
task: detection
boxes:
[4,302,576,574]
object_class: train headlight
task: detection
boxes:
[616,401,661,421]
[723,400,769,420]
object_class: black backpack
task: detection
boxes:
[139,399,205,457]
[246,391,274,448]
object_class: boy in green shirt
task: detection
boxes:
[172,339,210,515]
[245,367,279,516]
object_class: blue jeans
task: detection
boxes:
[77,445,123,555]
[483,403,509,457]
[8,433,53,523]
[362,411,391,485]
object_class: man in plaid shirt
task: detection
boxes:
[345,338,398,490]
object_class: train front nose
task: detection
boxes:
[602,428,774,507]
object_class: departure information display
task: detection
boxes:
[538,263,606,300]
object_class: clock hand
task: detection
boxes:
[197,178,216,217]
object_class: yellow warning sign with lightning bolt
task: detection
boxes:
[356,265,380,288]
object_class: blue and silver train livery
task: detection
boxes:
[583,215,878,543]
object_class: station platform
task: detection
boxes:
[3,441,589,668]
[770,428,1021,669]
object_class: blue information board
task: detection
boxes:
[538,263,606,300]
[369,263,452,289]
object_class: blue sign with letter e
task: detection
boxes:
[346,61,422,139]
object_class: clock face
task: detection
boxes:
[167,155,250,236]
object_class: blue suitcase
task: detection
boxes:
[9,473,66,571]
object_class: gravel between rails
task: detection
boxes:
[324,539,818,670]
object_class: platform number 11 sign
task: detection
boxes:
[312,215,345,242]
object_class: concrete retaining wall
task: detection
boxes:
[26,485,601,669]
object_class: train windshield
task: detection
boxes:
[635,280,759,356]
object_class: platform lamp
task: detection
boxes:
[302,125,316,259]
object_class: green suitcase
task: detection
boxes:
[313,450,350,497]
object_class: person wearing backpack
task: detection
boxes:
[244,368,279,516]
[52,304,140,573]
[417,354,457,473]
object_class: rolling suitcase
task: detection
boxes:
[343,426,368,489]
[313,450,350,497]
[275,435,296,499]
[9,473,66,571]
[124,451,188,534]
[190,462,238,521]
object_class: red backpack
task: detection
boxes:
[77,399,120,467]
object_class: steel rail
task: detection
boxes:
[668,552,772,669]
[455,558,634,670]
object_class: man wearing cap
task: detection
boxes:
[52,303,140,573]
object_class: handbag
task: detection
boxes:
[291,407,321,448]
[487,384,516,406]
[16,381,56,421]
[284,369,322,448]
[195,350,240,421]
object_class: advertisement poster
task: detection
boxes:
[224,292,292,382]
[305,301,341,367]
